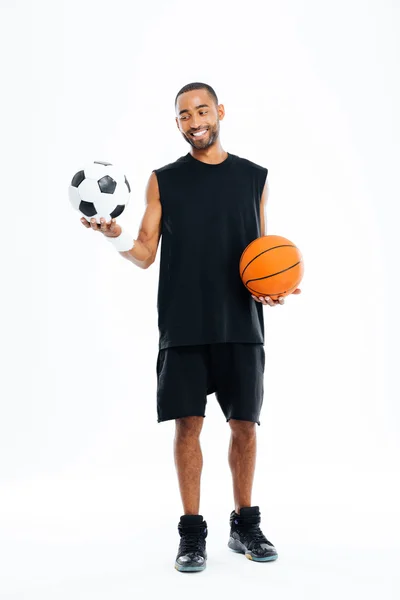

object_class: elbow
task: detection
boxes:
[143,245,155,269]
[143,257,154,269]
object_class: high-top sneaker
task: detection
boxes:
[175,514,208,572]
[228,506,278,562]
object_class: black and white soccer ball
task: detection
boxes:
[68,160,131,224]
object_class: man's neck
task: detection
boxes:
[190,143,228,164]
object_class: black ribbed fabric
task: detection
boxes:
[153,152,268,350]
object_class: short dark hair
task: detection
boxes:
[175,82,218,110]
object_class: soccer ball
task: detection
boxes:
[68,160,131,224]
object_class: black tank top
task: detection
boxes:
[153,152,268,350]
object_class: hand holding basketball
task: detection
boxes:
[240,235,304,304]
[251,288,302,307]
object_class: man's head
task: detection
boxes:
[175,82,225,150]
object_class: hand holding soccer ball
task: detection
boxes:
[80,216,122,238]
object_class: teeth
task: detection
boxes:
[192,129,207,137]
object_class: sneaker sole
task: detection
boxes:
[228,538,278,562]
[175,561,206,572]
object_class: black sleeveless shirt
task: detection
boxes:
[153,152,268,350]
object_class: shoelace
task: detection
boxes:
[233,516,271,546]
[179,531,206,554]
[241,523,270,545]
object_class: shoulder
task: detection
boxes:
[153,154,190,175]
[230,154,268,175]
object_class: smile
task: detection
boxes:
[191,129,208,138]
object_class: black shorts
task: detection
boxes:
[156,343,265,425]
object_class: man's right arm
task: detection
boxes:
[119,171,162,269]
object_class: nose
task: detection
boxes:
[190,117,202,131]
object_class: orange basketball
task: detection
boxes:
[239,235,304,300]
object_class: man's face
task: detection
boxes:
[175,90,225,150]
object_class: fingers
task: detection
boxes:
[99,218,110,232]
[80,217,112,231]
[109,218,118,234]
[251,295,285,306]
[87,217,101,230]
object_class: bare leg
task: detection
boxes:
[174,416,204,515]
[228,419,257,514]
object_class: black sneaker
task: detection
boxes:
[175,514,208,572]
[228,506,278,562]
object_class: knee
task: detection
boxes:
[175,415,204,438]
[229,418,256,437]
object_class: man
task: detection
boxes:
[81,82,301,572]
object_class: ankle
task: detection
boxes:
[235,504,251,514]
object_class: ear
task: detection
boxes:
[217,104,225,120]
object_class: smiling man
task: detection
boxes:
[82,81,301,572]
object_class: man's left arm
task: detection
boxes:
[259,179,268,237]
[254,178,302,306]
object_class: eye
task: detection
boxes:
[180,110,207,120]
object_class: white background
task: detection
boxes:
[1,0,399,597]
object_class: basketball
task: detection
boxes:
[239,235,304,300]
